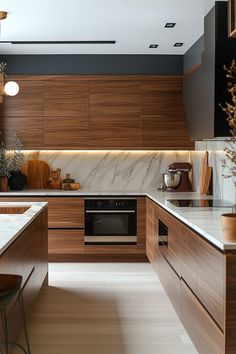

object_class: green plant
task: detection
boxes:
[0,134,24,176]
[0,139,10,176]
[8,136,24,172]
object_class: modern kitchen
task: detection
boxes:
[0,1,236,353]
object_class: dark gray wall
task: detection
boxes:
[0,54,183,75]
[183,1,233,140]
[183,7,215,140]
[183,35,204,74]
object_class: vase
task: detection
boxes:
[0,176,9,192]
[8,171,27,191]
[221,213,236,241]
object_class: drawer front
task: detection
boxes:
[194,230,225,330]
[157,250,181,317]
[48,229,84,254]
[156,205,183,276]
[181,281,224,354]
[47,198,84,228]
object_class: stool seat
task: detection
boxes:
[0,274,22,310]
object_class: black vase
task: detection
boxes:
[8,171,27,191]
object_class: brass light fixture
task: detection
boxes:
[0,63,19,103]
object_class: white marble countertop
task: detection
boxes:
[0,189,235,251]
[0,201,47,256]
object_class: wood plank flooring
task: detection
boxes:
[14,263,197,354]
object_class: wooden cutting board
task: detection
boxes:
[21,152,51,189]
[199,151,212,195]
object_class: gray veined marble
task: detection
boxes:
[23,151,195,192]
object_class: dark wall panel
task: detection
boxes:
[0,54,183,75]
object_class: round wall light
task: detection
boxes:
[4,81,20,96]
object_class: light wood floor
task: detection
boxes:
[15,263,197,354]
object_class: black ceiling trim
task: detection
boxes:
[0,40,116,45]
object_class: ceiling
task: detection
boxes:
[0,0,226,55]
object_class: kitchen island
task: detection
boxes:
[0,201,48,351]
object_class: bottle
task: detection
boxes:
[62,173,75,190]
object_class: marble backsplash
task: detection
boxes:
[22,143,235,202]
[23,150,196,192]
[195,140,236,203]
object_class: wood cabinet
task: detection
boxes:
[181,227,225,329]
[155,204,182,276]
[181,280,224,354]
[140,80,193,149]
[145,198,236,354]
[146,198,157,263]
[0,196,147,262]
[0,75,193,150]
[0,207,48,347]
[46,197,84,228]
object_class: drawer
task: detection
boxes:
[156,205,183,276]
[48,229,84,254]
[182,228,225,330]
[181,280,224,354]
[157,250,181,317]
[47,198,84,228]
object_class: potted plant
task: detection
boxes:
[0,134,26,191]
[219,59,236,241]
[7,136,27,190]
[0,138,10,191]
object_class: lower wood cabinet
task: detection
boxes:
[48,229,84,258]
[0,196,147,262]
[0,208,48,347]
[157,250,181,317]
[181,280,224,354]
[145,197,236,354]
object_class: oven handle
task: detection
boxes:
[85,210,136,213]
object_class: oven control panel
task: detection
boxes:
[85,199,137,210]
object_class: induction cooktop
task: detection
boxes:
[167,199,234,208]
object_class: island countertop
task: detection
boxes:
[0,189,234,251]
[0,201,48,255]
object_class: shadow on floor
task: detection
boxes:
[14,285,126,354]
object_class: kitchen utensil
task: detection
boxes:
[199,151,209,195]
[165,162,192,192]
[163,173,180,189]
[21,152,50,189]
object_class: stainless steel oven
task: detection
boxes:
[84,198,137,244]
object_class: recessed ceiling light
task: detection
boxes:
[174,42,183,47]
[149,44,158,48]
[165,23,176,28]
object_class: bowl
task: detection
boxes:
[163,173,180,188]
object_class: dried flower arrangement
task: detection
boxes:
[219,59,236,186]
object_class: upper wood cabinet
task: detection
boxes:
[0,75,193,150]
[1,80,44,149]
[140,80,193,149]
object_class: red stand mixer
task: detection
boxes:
[163,162,192,192]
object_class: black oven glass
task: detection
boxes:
[85,212,136,236]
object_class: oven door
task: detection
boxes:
[85,210,137,244]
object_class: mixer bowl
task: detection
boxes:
[164,173,181,188]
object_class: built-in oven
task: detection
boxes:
[84,198,137,244]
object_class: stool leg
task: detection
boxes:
[1,309,8,354]
[18,294,31,354]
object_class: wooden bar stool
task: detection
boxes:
[0,274,31,354]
